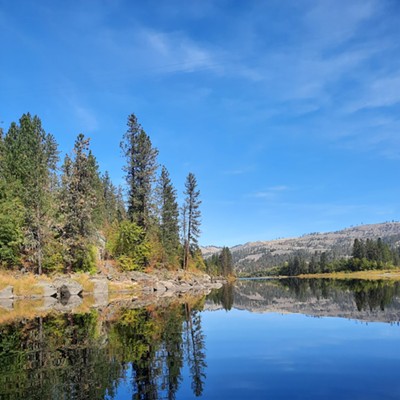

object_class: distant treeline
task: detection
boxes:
[246,238,400,277]
[205,247,234,277]
[0,113,203,274]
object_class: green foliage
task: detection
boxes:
[182,173,202,269]
[80,244,98,273]
[41,240,64,273]
[157,166,180,265]
[0,183,24,267]
[271,237,400,277]
[2,113,59,273]
[108,221,150,271]
[192,248,206,271]
[101,171,126,225]
[0,112,203,273]
[60,134,100,272]
[206,247,234,276]
[121,113,158,231]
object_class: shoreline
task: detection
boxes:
[297,269,400,281]
[239,269,400,281]
[0,269,225,303]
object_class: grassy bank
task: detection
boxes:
[0,271,51,296]
[297,269,400,281]
[0,271,104,297]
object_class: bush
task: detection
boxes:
[107,221,150,271]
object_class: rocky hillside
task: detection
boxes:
[201,222,400,274]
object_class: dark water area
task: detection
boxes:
[1,278,400,399]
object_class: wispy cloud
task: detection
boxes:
[345,74,400,112]
[222,165,255,176]
[251,185,290,200]
[60,84,99,133]
[141,29,224,74]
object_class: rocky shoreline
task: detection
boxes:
[0,269,225,312]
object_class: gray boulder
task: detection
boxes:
[154,282,167,293]
[53,295,82,311]
[53,278,83,298]
[162,281,178,291]
[36,282,57,297]
[40,296,58,310]
[0,285,13,299]
[177,283,192,292]
[208,282,223,289]
[0,298,13,310]
[91,278,109,295]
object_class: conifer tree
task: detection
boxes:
[120,113,158,231]
[100,173,127,225]
[352,239,364,259]
[60,134,98,272]
[182,173,201,269]
[102,171,117,225]
[219,247,233,276]
[2,114,58,273]
[0,181,24,266]
[157,166,180,264]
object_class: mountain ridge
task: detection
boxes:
[201,222,400,273]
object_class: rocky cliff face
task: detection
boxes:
[201,222,400,273]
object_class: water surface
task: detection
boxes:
[1,278,400,399]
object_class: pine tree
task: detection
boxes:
[102,171,118,225]
[182,173,201,269]
[59,134,98,272]
[219,247,233,276]
[352,239,364,259]
[2,114,58,273]
[120,113,158,231]
[0,181,24,266]
[157,166,180,264]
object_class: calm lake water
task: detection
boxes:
[1,278,400,399]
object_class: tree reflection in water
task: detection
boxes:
[1,279,400,399]
[0,299,207,400]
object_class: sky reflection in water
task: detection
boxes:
[1,279,400,400]
[195,310,400,400]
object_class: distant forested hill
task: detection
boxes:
[201,222,400,274]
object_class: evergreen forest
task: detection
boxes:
[265,238,400,277]
[0,113,204,274]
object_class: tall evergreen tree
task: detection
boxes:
[157,166,180,264]
[120,113,158,231]
[182,173,201,269]
[219,246,233,276]
[352,238,364,259]
[0,181,24,266]
[102,171,118,225]
[59,134,98,272]
[2,114,58,273]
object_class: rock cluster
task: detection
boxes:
[126,269,224,296]
[0,270,225,312]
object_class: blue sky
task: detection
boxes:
[1,0,400,246]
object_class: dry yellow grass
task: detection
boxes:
[298,269,400,281]
[108,280,138,293]
[0,271,51,296]
[73,273,95,293]
[0,299,48,325]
